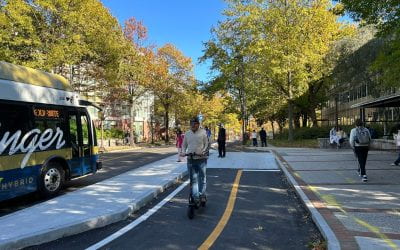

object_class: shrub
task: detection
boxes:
[365,123,384,138]
[95,128,124,139]
[275,124,385,140]
[275,127,331,140]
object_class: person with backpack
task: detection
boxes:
[349,119,371,182]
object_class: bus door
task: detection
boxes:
[68,110,94,176]
[79,111,94,174]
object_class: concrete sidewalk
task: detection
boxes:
[272,147,400,250]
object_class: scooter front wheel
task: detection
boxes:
[187,205,195,219]
[200,195,207,207]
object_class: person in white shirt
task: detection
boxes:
[391,129,400,166]
[251,130,258,147]
[329,127,337,145]
[181,117,209,203]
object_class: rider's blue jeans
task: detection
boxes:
[187,159,207,201]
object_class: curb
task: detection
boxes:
[271,150,341,250]
[0,169,188,250]
[100,146,143,153]
[104,145,175,153]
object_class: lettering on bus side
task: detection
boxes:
[0,128,65,169]
[0,176,34,190]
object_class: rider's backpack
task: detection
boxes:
[355,127,371,145]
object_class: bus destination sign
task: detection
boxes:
[33,108,60,118]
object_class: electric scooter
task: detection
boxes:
[186,153,207,219]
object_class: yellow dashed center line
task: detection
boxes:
[198,169,243,250]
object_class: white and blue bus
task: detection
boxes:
[0,61,102,201]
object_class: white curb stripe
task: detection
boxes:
[86,180,189,250]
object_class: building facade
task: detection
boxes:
[57,64,155,143]
[320,26,400,134]
[102,92,155,143]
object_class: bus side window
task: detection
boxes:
[80,114,90,145]
[0,103,33,155]
[68,114,79,157]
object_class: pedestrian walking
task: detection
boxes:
[259,127,267,147]
[205,126,211,140]
[181,117,209,203]
[124,131,130,145]
[391,129,400,166]
[349,119,371,182]
[251,130,258,147]
[217,123,226,158]
[176,129,185,162]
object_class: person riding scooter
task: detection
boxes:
[181,117,209,207]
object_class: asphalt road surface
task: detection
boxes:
[0,146,176,217]
[30,151,322,250]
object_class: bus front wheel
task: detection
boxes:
[39,162,65,197]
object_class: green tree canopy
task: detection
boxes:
[202,0,351,140]
[339,0,400,88]
[0,0,126,84]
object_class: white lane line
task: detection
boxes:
[242,169,280,172]
[86,180,189,250]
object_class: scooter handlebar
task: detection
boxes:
[184,152,208,157]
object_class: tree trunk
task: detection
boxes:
[287,69,294,141]
[100,119,104,149]
[288,100,294,141]
[239,86,247,145]
[294,113,301,129]
[270,120,275,139]
[242,118,246,145]
[150,117,154,144]
[278,123,283,133]
[164,109,169,143]
[310,109,318,127]
[130,102,136,147]
[302,113,308,128]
